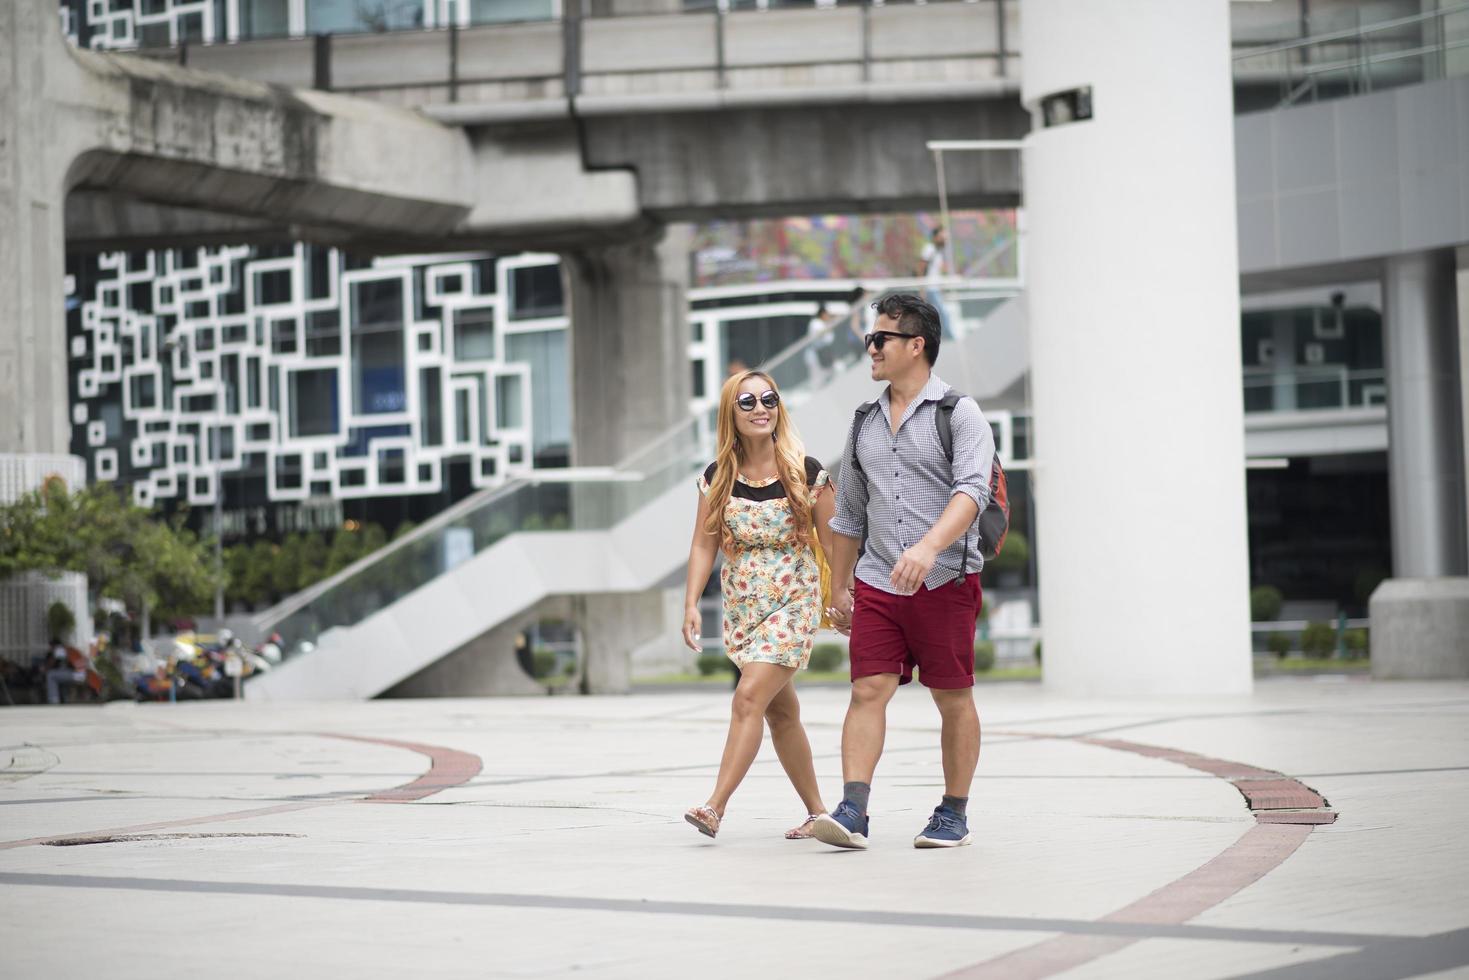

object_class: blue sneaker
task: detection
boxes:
[913,805,972,848]
[811,800,869,850]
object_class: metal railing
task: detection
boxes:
[101,0,1017,105]
[1241,367,1386,415]
[1233,2,1469,110]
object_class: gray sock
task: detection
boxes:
[941,795,968,817]
[843,781,871,815]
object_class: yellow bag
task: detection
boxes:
[809,531,836,629]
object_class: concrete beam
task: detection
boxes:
[580,100,1027,221]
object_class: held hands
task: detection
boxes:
[890,540,938,596]
[682,606,703,653]
[826,587,854,637]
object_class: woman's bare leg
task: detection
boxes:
[706,662,797,815]
[764,681,825,816]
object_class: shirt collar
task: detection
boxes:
[879,372,949,411]
[877,372,949,427]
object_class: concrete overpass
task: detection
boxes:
[8,0,1027,469]
[2,0,475,457]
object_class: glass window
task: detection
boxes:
[496,374,524,430]
[507,330,570,455]
[290,369,340,438]
[420,368,443,447]
[509,265,564,320]
[453,307,495,360]
[240,0,291,39]
[470,0,555,25]
[307,0,425,35]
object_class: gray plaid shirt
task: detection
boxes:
[830,373,995,594]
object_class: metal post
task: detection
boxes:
[996,0,1007,78]
[860,0,871,84]
[715,9,727,90]
[214,377,225,622]
[313,33,331,91]
[448,21,459,103]
[563,5,581,99]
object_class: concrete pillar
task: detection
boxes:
[562,225,692,467]
[0,1,73,457]
[1383,249,1467,577]
[1459,246,1469,550]
[575,591,665,695]
[1022,0,1252,695]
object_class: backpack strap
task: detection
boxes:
[934,390,963,464]
[934,389,972,582]
[847,400,879,554]
[846,400,879,477]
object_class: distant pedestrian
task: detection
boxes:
[681,370,837,840]
[814,293,995,850]
[919,226,956,338]
[804,303,836,385]
[45,638,95,704]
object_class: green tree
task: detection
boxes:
[241,540,277,607]
[0,481,218,625]
[298,532,329,590]
[359,523,388,556]
[325,528,363,577]
[273,535,307,596]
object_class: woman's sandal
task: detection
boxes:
[784,813,825,839]
[684,804,721,838]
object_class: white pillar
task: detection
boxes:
[1023,0,1252,695]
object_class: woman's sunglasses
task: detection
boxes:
[736,390,781,412]
[864,330,921,350]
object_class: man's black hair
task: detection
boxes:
[871,292,941,366]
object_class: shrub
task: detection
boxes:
[989,530,1029,573]
[1267,632,1293,660]
[530,648,558,679]
[974,640,996,673]
[46,601,76,642]
[1250,586,1283,622]
[696,653,731,676]
[1033,640,1042,665]
[808,643,844,673]
[1343,628,1369,658]
[1299,621,1336,658]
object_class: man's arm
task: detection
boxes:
[826,418,870,633]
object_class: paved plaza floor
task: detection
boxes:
[1,679,1467,979]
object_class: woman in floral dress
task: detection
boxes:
[681,370,837,840]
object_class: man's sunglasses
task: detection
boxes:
[864,330,921,350]
[736,390,781,412]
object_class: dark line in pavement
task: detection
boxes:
[1220,927,1469,980]
[0,872,1403,949]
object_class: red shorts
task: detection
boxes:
[848,576,981,690]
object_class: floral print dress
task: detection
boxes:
[698,457,830,669]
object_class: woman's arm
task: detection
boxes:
[813,480,837,569]
[682,489,720,651]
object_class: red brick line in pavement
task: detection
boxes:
[0,733,484,849]
[318,733,483,803]
[940,732,1337,980]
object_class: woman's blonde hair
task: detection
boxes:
[703,370,811,557]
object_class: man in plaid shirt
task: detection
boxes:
[813,293,995,850]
